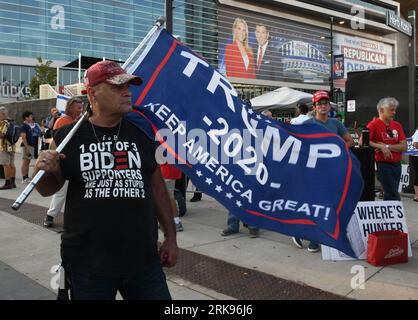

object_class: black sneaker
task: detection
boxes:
[221,229,239,236]
[307,241,320,253]
[190,194,202,202]
[43,215,54,228]
[292,237,304,249]
[249,228,259,238]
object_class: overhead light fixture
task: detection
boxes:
[339,20,345,25]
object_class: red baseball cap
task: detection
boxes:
[312,90,330,103]
[84,60,142,87]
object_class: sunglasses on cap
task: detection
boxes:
[386,126,393,138]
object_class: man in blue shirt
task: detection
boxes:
[306,91,354,147]
[292,91,354,253]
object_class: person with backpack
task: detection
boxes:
[20,110,36,183]
[0,107,17,189]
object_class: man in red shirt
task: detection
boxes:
[367,97,407,200]
[161,163,184,232]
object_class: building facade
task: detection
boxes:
[0,0,409,104]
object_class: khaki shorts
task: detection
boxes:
[0,151,15,166]
[164,179,176,195]
[22,146,34,160]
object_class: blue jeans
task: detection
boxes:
[227,212,258,232]
[69,261,171,300]
[376,162,401,201]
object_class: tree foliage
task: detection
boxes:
[29,57,57,98]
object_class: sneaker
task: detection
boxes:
[22,178,31,184]
[43,215,54,228]
[292,237,304,249]
[307,242,320,253]
[175,221,183,232]
[249,228,259,238]
[221,229,239,236]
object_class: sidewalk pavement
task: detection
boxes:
[1,159,417,300]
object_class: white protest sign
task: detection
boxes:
[322,201,412,261]
[56,94,70,113]
[347,100,356,112]
[398,164,409,193]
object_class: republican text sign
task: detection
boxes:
[126,29,364,257]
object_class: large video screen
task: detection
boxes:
[218,6,331,84]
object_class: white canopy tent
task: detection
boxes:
[250,87,337,113]
[250,87,313,112]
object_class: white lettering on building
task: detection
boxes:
[50,5,65,30]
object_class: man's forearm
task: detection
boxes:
[369,141,381,150]
[370,141,407,152]
[387,142,407,152]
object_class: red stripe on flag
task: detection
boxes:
[272,122,352,239]
[116,158,128,163]
[328,143,353,240]
[246,210,317,226]
[115,164,129,170]
[134,40,178,106]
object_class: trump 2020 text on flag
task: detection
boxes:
[125,28,364,257]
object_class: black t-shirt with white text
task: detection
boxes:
[54,118,158,276]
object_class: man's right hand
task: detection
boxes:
[35,150,66,174]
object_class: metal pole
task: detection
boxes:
[12,111,88,210]
[165,0,173,34]
[330,17,334,102]
[408,10,416,135]
[56,66,59,93]
[122,16,165,70]
[407,10,417,195]
[12,17,166,211]
[78,52,81,85]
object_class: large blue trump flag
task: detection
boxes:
[126,29,364,257]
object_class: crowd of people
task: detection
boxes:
[0,60,417,299]
[0,108,46,189]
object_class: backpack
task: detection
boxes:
[5,120,21,145]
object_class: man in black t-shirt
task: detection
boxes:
[34,61,178,300]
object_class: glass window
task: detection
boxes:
[19,66,30,87]
[2,65,11,84]
[11,66,20,86]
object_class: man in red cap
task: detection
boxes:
[309,91,354,147]
[292,90,354,253]
[33,60,177,300]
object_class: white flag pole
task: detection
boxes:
[12,16,166,210]
[122,16,165,70]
